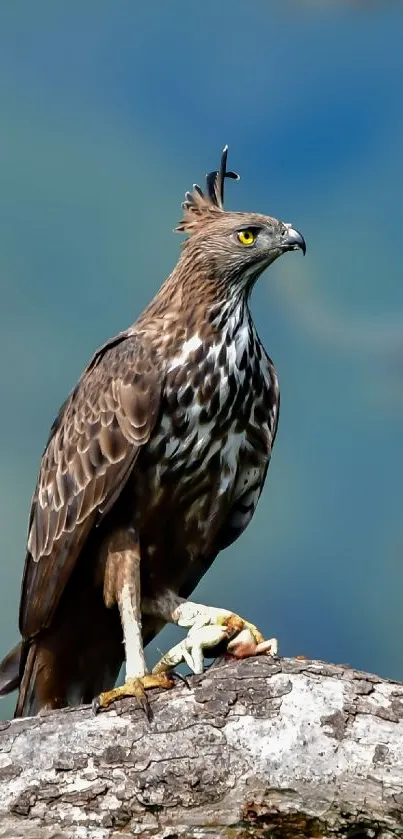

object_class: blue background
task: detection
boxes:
[1,1,402,719]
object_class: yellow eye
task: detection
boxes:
[237,229,256,246]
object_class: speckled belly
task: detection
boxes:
[132,417,250,598]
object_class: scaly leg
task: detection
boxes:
[142,592,278,675]
[93,529,173,713]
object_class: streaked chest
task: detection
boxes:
[144,313,279,501]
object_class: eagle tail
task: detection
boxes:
[14,642,43,717]
[0,639,63,717]
[0,641,43,718]
[0,642,22,697]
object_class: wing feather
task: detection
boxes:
[19,332,162,638]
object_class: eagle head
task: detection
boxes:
[176,146,305,292]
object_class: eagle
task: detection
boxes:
[0,148,305,717]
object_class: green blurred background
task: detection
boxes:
[1,1,402,719]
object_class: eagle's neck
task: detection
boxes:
[139,252,256,348]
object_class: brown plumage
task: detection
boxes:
[0,147,305,716]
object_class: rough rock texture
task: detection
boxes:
[0,656,402,838]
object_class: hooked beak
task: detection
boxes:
[281,225,306,256]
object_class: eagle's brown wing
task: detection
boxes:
[20,331,163,639]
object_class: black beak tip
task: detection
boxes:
[283,226,306,256]
[294,229,306,256]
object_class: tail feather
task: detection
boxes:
[0,642,22,697]
[14,643,42,717]
[0,640,59,717]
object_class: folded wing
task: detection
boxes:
[20,331,162,639]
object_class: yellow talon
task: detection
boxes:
[93,673,174,714]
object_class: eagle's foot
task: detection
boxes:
[152,623,233,675]
[172,602,265,645]
[93,673,174,715]
[153,608,278,675]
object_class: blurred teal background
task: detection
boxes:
[1,1,402,719]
